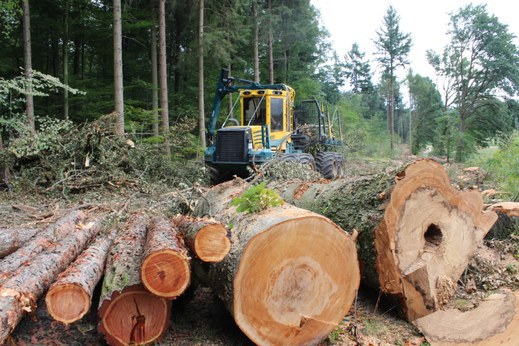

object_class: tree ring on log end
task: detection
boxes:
[233,216,359,345]
[98,285,169,346]
[141,250,190,298]
[194,224,231,262]
[45,283,90,324]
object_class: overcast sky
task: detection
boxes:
[311,0,519,83]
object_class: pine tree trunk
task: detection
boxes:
[45,233,114,324]
[113,0,124,135]
[151,22,159,137]
[0,220,103,343]
[140,216,190,299]
[269,159,497,321]
[267,0,274,84]
[22,0,35,134]
[98,213,170,346]
[158,0,171,156]
[198,0,206,148]
[252,1,260,83]
[0,210,86,284]
[63,0,69,120]
[173,216,230,262]
[0,227,40,258]
[194,179,360,345]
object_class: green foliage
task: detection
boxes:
[6,116,73,159]
[478,132,519,200]
[427,4,519,161]
[407,72,443,154]
[231,182,284,214]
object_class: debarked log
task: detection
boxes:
[194,179,360,346]
[269,159,497,321]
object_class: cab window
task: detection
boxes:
[243,97,266,125]
[270,98,283,131]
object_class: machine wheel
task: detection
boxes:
[280,153,316,170]
[315,152,339,179]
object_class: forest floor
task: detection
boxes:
[1,156,517,346]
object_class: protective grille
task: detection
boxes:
[215,129,248,162]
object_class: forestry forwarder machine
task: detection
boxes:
[205,68,344,183]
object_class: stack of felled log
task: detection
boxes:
[0,158,517,345]
[0,209,235,345]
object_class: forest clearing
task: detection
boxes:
[1,0,519,345]
[0,135,518,345]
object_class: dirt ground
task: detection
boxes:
[1,158,517,346]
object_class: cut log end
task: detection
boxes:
[98,285,170,346]
[194,224,230,262]
[45,283,90,324]
[140,250,190,299]
[414,291,519,345]
[375,159,498,321]
[233,215,359,345]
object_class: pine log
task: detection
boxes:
[140,216,190,299]
[0,227,41,258]
[45,232,114,324]
[414,291,519,345]
[98,213,170,346]
[173,215,230,262]
[269,159,497,321]
[194,179,360,346]
[0,210,86,284]
[0,220,102,344]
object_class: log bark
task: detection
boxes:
[98,213,170,346]
[173,215,230,262]
[414,290,519,345]
[0,227,41,258]
[194,179,360,346]
[45,232,114,324]
[269,159,497,321]
[0,220,102,344]
[140,216,190,299]
[0,210,86,284]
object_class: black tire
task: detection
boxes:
[280,153,316,170]
[279,153,300,163]
[315,152,339,179]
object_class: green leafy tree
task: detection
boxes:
[374,5,412,150]
[427,4,519,161]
